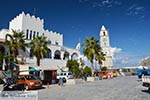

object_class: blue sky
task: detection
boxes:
[0,0,150,68]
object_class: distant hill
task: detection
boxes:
[138,57,150,68]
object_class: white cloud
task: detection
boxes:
[79,0,121,8]
[80,55,92,67]
[126,4,144,16]
[93,0,121,8]
[111,47,122,60]
[102,0,111,5]
[111,47,141,68]
[121,60,128,64]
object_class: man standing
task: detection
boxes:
[142,68,147,76]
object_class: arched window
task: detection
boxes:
[30,30,32,40]
[55,41,59,45]
[30,49,33,58]
[71,53,78,60]
[48,39,51,44]
[63,52,69,60]
[45,49,52,59]
[105,52,107,56]
[33,31,36,39]
[104,43,106,46]
[26,29,29,39]
[103,31,106,36]
[54,50,61,59]
[37,32,39,37]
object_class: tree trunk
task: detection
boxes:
[91,61,94,76]
[99,63,102,71]
[37,58,40,66]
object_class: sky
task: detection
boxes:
[0,0,150,68]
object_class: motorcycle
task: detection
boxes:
[2,78,25,91]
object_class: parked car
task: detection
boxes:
[98,71,109,79]
[16,74,42,90]
[56,72,73,83]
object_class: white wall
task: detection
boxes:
[9,12,63,46]
[0,12,80,71]
[45,30,63,46]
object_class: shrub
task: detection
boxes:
[83,66,92,76]
[101,66,107,71]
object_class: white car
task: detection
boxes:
[57,72,73,82]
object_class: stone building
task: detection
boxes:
[100,25,113,69]
[0,12,80,83]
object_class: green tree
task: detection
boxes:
[95,51,105,70]
[4,30,27,78]
[5,30,27,63]
[30,36,49,66]
[66,60,80,78]
[83,66,92,76]
[82,36,104,75]
[4,54,14,70]
[80,58,85,75]
[101,66,107,71]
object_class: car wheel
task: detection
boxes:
[63,78,66,83]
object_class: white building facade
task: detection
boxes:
[0,12,80,71]
[100,25,113,69]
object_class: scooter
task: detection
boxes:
[2,78,24,91]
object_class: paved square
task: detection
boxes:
[38,76,150,100]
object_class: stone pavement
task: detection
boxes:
[0,76,150,100]
[38,76,150,100]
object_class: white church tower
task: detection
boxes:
[100,25,113,69]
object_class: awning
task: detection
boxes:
[41,66,58,70]
[29,67,41,72]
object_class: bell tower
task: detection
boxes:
[100,25,113,69]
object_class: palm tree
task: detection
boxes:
[4,30,27,78]
[5,29,27,63]
[30,36,49,66]
[82,37,104,75]
[95,51,105,70]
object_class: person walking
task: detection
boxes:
[142,68,147,77]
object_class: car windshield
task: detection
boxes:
[25,75,38,80]
[68,73,72,75]
[57,73,60,76]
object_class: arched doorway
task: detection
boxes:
[54,50,61,59]
[45,49,52,59]
[63,52,69,60]
[71,53,78,60]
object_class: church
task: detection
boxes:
[100,25,113,69]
